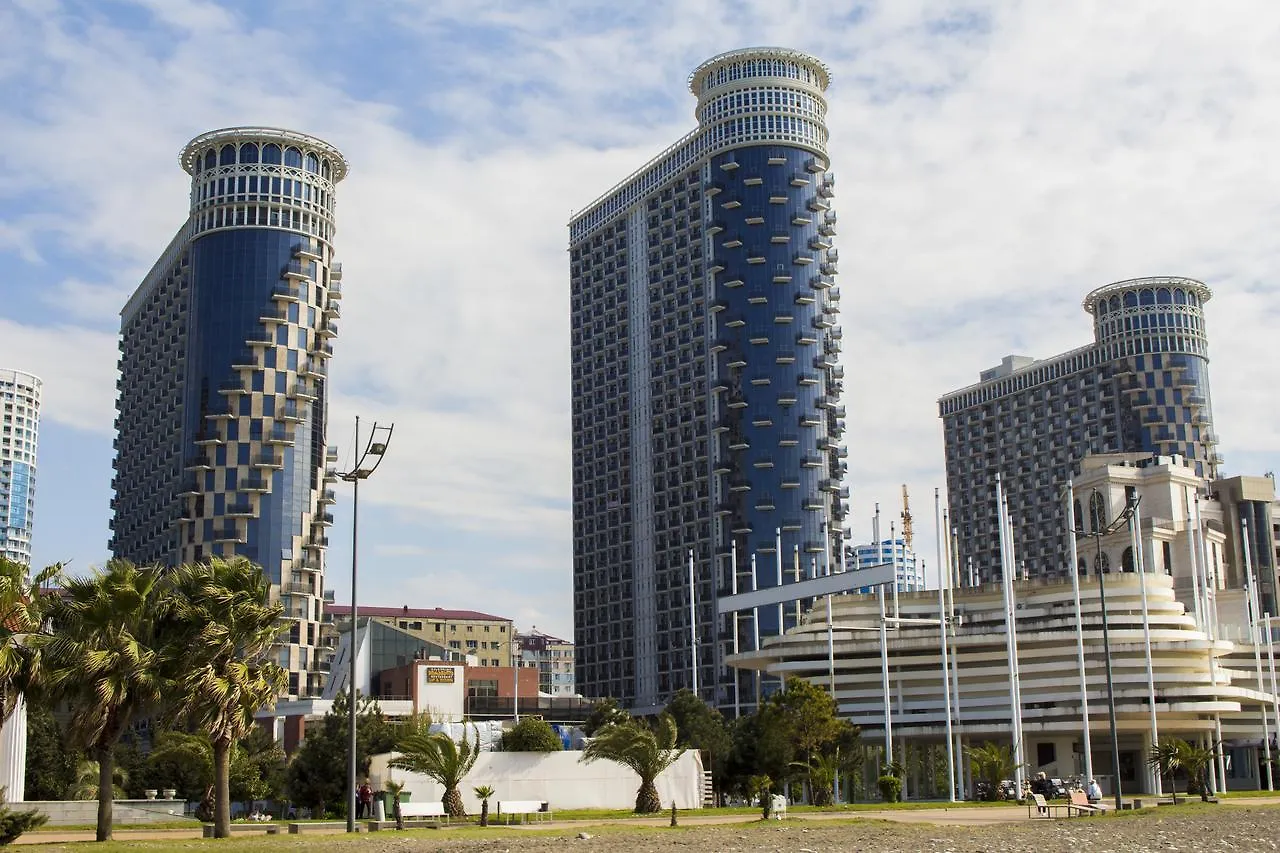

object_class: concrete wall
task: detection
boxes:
[368,750,705,811]
[25,799,190,826]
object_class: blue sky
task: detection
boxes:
[2,0,1278,642]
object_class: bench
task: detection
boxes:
[202,823,281,837]
[495,800,551,824]
[1027,793,1072,819]
[398,801,449,825]
[287,821,364,834]
[1068,791,1108,816]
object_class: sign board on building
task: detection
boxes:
[426,666,456,684]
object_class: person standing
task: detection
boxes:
[357,781,374,819]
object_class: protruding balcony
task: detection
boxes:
[715,502,736,516]
[777,433,799,446]
[217,380,247,396]
[814,354,838,370]
[805,157,827,174]
[721,198,741,209]
[707,220,725,234]
[795,292,815,305]
[710,299,729,313]
[328,280,343,299]
[728,477,751,493]
[722,277,744,289]
[289,382,318,401]
[775,350,796,365]
[752,456,775,469]
[271,283,303,302]
[792,254,813,266]
[817,173,836,197]
[770,231,790,244]
[790,173,811,186]
[241,476,270,492]
[212,525,244,543]
[226,502,255,517]
[315,512,335,526]
[317,322,338,338]
[755,497,777,512]
[796,332,818,346]
[313,342,335,359]
[792,213,813,226]
[801,454,823,468]
[253,451,284,469]
[723,235,743,248]
[259,309,289,325]
[185,454,214,471]
[265,426,296,445]
[727,433,749,451]
[809,275,834,290]
[799,413,822,428]
[318,488,337,505]
[294,245,322,262]
[284,261,312,280]
[277,402,304,422]
[810,236,832,251]
[178,476,202,497]
[705,179,724,196]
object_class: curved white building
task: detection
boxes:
[0,369,41,565]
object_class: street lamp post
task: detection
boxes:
[1076,487,1137,812]
[339,415,394,833]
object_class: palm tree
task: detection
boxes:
[0,557,60,724]
[965,741,1017,801]
[473,785,495,826]
[36,560,171,841]
[389,719,479,817]
[1176,740,1216,802]
[581,717,687,814]
[162,558,287,838]
[1148,738,1185,804]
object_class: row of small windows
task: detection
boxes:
[197,175,332,212]
[1094,286,1203,314]
[193,205,331,240]
[197,143,333,179]
[699,87,825,125]
[700,58,821,93]
[707,114,826,151]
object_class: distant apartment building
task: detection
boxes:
[848,538,925,592]
[0,369,40,565]
[323,604,517,673]
[112,128,347,696]
[939,277,1219,584]
[516,628,576,697]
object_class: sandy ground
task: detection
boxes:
[19,803,1280,851]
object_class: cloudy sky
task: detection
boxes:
[2,0,1277,641]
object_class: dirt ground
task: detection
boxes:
[360,807,1280,852]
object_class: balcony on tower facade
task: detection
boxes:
[318,322,338,338]
[277,402,304,422]
[328,280,343,299]
[817,173,836,197]
[226,501,255,517]
[318,488,337,504]
[728,477,751,492]
[259,309,289,324]
[185,454,214,471]
[253,451,284,468]
[294,245,322,262]
[727,433,749,451]
[283,261,312,280]
[212,524,244,543]
[265,426,296,444]
[315,512,335,526]
[271,283,303,302]
[241,476,270,492]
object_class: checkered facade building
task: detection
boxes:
[570,49,849,713]
[939,277,1219,585]
[112,128,346,696]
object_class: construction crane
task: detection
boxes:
[901,485,914,550]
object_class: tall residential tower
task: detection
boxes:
[570,49,848,712]
[0,369,41,565]
[939,277,1218,585]
[112,128,346,696]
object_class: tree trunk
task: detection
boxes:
[213,738,232,838]
[444,786,465,818]
[635,780,661,814]
[96,746,114,842]
[479,799,489,827]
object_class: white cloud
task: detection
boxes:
[1,0,1278,636]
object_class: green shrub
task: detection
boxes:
[877,774,902,803]
[0,798,47,845]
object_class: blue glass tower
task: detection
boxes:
[0,369,41,565]
[570,49,848,712]
[112,128,346,697]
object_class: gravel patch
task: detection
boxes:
[302,807,1280,853]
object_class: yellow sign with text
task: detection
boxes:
[426,666,456,684]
